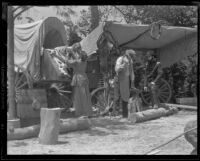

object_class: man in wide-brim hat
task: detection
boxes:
[113,49,137,118]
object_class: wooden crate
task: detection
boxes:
[176,97,197,106]
[17,89,47,119]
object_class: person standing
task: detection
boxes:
[65,43,93,117]
[114,49,136,118]
[143,50,163,109]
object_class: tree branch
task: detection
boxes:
[12,6,21,13]
[13,6,32,20]
[112,5,128,23]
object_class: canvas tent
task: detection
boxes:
[80,22,197,68]
[14,17,68,81]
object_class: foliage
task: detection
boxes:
[110,5,197,27]
[162,53,197,102]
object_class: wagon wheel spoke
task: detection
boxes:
[158,95,166,103]
[95,93,106,109]
[104,89,109,106]
[160,93,170,99]
[159,84,169,90]
[92,88,112,114]
[141,91,152,105]
[16,81,28,90]
[145,95,151,102]
[142,92,151,99]
[15,70,20,85]
[159,91,170,94]
[158,93,170,103]
[93,103,105,110]
[15,73,26,87]
[60,94,72,108]
[142,91,151,96]
[107,88,114,107]
[157,79,172,103]
[158,91,170,97]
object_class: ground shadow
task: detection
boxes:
[12,141,28,147]
[57,141,69,145]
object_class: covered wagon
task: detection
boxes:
[14,17,72,124]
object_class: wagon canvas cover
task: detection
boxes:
[14,17,67,81]
[80,22,197,68]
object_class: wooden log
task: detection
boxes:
[128,107,177,123]
[7,118,92,141]
[7,125,40,140]
[162,103,197,111]
[7,118,20,128]
[38,108,61,145]
[20,117,40,128]
[59,117,91,134]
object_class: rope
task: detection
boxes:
[145,126,197,155]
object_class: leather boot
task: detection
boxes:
[122,100,128,118]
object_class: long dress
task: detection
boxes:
[66,58,92,117]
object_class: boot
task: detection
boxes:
[122,100,128,118]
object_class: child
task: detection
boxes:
[128,88,141,116]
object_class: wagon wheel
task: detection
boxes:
[57,93,73,111]
[91,87,114,116]
[48,83,73,110]
[15,66,30,102]
[140,78,172,106]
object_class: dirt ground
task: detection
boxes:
[7,110,197,155]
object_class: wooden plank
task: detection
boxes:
[17,95,47,104]
[163,103,197,111]
[17,103,47,119]
[17,89,47,104]
[16,89,48,119]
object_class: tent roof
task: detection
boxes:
[80,22,197,55]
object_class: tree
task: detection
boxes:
[76,6,100,35]
[7,5,33,119]
[7,6,16,119]
[90,6,100,31]
[52,6,83,45]
[110,5,197,27]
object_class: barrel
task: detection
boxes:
[17,89,47,119]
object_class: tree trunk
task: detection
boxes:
[7,6,17,119]
[90,6,99,31]
[38,108,61,145]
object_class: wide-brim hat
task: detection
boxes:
[125,49,136,56]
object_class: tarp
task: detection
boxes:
[41,48,71,81]
[80,22,197,67]
[14,17,67,81]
